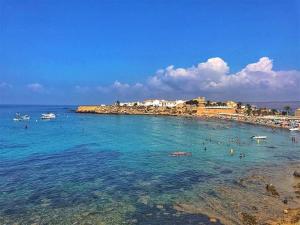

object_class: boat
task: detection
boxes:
[251,136,267,139]
[40,113,56,120]
[289,128,299,131]
[13,113,30,121]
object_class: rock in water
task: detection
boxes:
[209,217,217,223]
[293,170,300,178]
[241,212,257,225]
[266,184,279,196]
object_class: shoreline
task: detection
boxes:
[76,105,300,131]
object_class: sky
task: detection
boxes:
[0,0,300,105]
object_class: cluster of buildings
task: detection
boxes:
[119,99,186,108]
[116,97,300,118]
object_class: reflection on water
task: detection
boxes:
[0,106,299,224]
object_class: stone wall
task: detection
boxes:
[295,109,300,117]
[197,107,236,116]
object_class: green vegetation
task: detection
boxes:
[283,105,291,116]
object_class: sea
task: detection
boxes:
[0,105,300,224]
[247,101,300,112]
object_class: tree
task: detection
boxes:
[283,105,291,116]
[116,100,120,106]
[185,100,198,106]
[237,102,242,109]
[205,100,211,106]
[271,109,278,115]
[246,104,252,116]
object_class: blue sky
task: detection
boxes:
[0,0,300,104]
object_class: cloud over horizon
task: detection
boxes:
[1,57,299,104]
[27,83,45,93]
[88,57,300,102]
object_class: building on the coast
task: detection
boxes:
[162,100,186,107]
[194,97,206,107]
[143,99,185,107]
[295,108,300,117]
[143,99,163,107]
[226,101,237,108]
[120,101,143,106]
[194,96,236,116]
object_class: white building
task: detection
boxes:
[143,99,185,107]
[119,101,143,106]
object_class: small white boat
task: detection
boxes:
[251,136,267,140]
[41,113,56,120]
[13,113,30,121]
[289,128,299,131]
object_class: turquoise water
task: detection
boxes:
[0,105,299,224]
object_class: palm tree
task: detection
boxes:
[283,105,291,116]
[246,104,252,116]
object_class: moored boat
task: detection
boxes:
[41,113,56,120]
[13,113,30,121]
[251,136,267,139]
[289,128,299,131]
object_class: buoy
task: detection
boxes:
[229,149,234,155]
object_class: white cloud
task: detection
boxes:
[112,80,130,89]
[145,57,300,100]
[27,83,45,93]
[75,57,300,101]
[0,81,12,89]
[75,85,90,93]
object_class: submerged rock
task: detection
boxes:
[266,184,279,196]
[241,212,257,225]
[293,171,300,178]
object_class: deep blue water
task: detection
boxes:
[0,105,299,224]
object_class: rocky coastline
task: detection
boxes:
[174,163,300,225]
[76,105,198,116]
[76,105,300,131]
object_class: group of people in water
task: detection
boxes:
[202,136,247,159]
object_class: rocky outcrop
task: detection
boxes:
[76,105,198,116]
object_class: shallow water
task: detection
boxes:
[0,105,299,224]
